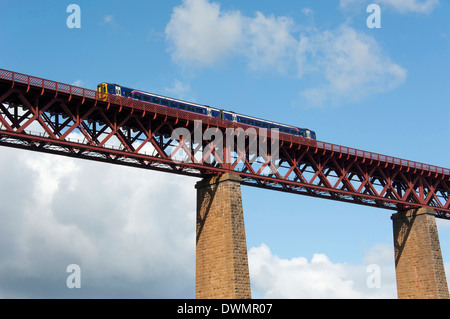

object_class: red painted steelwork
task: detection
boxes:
[0,68,449,218]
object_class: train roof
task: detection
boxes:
[103,83,315,133]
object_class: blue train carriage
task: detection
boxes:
[97,82,316,140]
[97,82,134,101]
[99,82,213,116]
[235,113,315,139]
[131,88,209,116]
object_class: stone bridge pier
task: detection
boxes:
[392,207,449,299]
[195,173,251,299]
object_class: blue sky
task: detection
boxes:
[0,0,449,298]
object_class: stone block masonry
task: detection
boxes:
[195,173,251,299]
[392,207,449,299]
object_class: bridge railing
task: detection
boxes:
[318,141,449,175]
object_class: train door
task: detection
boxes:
[97,83,107,101]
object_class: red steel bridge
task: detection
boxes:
[0,68,449,219]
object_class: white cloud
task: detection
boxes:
[164,79,193,101]
[165,0,407,107]
[243,12,297,73]
[248,243,397,299]
[165,0,243,67]
[298,25,407,106]
[165,1,299,72]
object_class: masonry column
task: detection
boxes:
[195,173,251,299]
[392,207,449,299]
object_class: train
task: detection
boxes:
[97,82,317,140]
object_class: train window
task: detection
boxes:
[212,111,220,118]
[124,91,132,98]
[196,107,206,114]
[134,93,142,100]
[224,114,232,121]
[161,99,169,106]
[152,97,161,104]
[143,95,151,102]
[170,102,178,108]
[108,87,114,94]
[179,104,186,110]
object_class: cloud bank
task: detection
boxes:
[248,243,397,299]
[0,147,196,298]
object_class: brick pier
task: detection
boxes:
[195,173,251,299]
[392,207,449,299]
